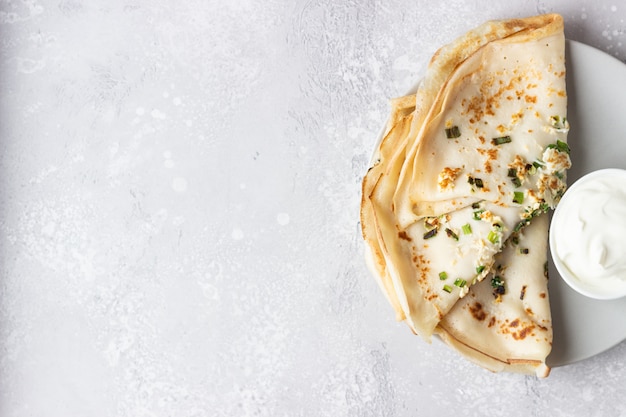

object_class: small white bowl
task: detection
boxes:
[549,168,626,300]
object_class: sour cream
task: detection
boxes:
[550,169,626,299]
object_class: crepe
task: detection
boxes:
[436,214,552,377]
[360,14,569,376]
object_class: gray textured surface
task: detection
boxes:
[0,0,625,416]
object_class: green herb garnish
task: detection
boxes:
[513,191,524,204]
[454,278,467,288]
[487,230,499,244]
[443,284,453,293]
[476,265,486,274]
[491,275,505,295]
[423,228,438,240]
[468,176,484,188]
[462,224,472,235]
[445,126,461,139]
[514,219,529,232]
[547,140,570,155]
[439,271,448,280]
[511,177,522,188]
[492,136,512,145]
[445,228,459,241]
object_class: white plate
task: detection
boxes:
[546,40,626,367]
[376,40,626,368]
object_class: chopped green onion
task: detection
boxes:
[513,191,524,204]
[511,236,520,246]
[443,284,453,293]
[520,248,529,254]
[423,228,438,240]
[532,160,544,169]
[547,140,570,154]
[473,209,485,221]
[491,275,505,295]
[491,276,503,288]
[471,202,481,209]
[487,230,499,244]
[511,177,522,188]
[507,168,517,177]
[462,224,472,235]
[476,265,486,274]
[514,219,529,232]
[445,126,461,139]
[445,228,459,241]
[468,176,484,188]
[492,136,512,145]
[439,271,448,281]
[454,278,467,288]
[492,222,503,230]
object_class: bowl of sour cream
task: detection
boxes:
[550,168,626,300]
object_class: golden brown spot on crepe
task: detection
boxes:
[511,110,524,124]
[469,302,487,321]
[557,90,566,97]
[539,292,546,299]
[525,307,534,316]
[488,317,496,328]
[398,231,412,242]
[512,324,536,341]
[463,73,524,123]
[418,254,430,284]
[478,135,485,144]
[510,319,520,328]
[477,148,498,174]
[525,95,537,103]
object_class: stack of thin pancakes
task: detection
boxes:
[360,14,571,377]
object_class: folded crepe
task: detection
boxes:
[360,14,570,376]
[436,214,552,377]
